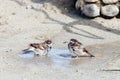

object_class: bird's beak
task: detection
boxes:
[63,41,68,44]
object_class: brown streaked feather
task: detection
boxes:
[38,44,47,50]
[30,43,46,50]
[30,43,39,48]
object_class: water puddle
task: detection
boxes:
[18,49,93,70]
[18,51,35,58]
[18,49,74,59]
[49,49,73,70]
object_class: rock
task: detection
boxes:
[75,0,85,10]
[75,0,120,18]
[82,4,100,17]
[101,5,119,17]
[85,0,99,2]
[102,0,119,4]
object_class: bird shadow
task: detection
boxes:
[12,0,120,39]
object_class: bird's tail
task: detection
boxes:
[83,48,95,57]
[90,54,95,57]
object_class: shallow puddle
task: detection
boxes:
[18,51,35,58]
[18,49,93,70]
[49,49,73,70]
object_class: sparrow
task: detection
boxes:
[23,40,52,56]
[68,38,94,58]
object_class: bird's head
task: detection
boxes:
[45,40,52,44]
[70,38,78,42]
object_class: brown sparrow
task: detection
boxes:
[68,39,94,57]
[23,40,52,56]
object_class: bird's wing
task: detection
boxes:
[68,43,74,54]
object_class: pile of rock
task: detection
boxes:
[75,0,120,18]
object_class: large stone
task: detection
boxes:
[82,4,100,17]
[85,0,99,2]
[102,0,119,4]
[101,5,119,17]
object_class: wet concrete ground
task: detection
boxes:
[18,41,120,71]
[1,41,120,80]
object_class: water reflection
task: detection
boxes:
[18,51,35,58]
[49,49,73,70]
